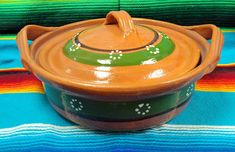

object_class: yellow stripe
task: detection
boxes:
[0,68,25,71]
[195,87,235,92]
[221,29,235,32]
[217,63,235,67]
[0,36,16,40]
[0,89,45,94]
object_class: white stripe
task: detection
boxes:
[0,123,83,132]
[1,128,235,138]
[1,123,235,135]
[2,130,235,139]
[162,124,235,130]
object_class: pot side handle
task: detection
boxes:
[16,25,57,71]
[184,24,224,74]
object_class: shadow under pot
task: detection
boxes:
[16,10,224,131]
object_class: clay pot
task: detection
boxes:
[16,11,224,131]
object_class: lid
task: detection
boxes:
[32,11,201,93]
[63,11,176,66]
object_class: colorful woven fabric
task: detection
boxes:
[1,0,235,33]
[0,30,235,151]
[0,0,119,33]
[120,0,235,27]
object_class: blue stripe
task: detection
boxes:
[218,32,235,64]
[1,133,235,146]
[2,125,235,138]
[1,142,235,152]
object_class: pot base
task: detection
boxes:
[49,99,189,131]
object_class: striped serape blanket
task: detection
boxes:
[0,29,235,151]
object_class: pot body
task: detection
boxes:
[44,82,194,131]
[16,11,223,131]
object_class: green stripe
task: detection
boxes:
[1,0,235,33]
[0,0,117,4]
[63,32,175,66]
[121,0,235,3]
[0,3,117,7]
[46,83,194,121]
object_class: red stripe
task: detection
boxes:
[197,67,235,83]
[0,71,41,84]
[0,69,43,93]
[196,66,235,91]
[0,66,234,93]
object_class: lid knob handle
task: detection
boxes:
[104,10,137,38]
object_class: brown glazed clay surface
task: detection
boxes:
[16,10,223,131]
[80,11,155,50]
[16,11,223,101]
[35,25,200,86]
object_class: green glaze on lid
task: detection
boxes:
[63,31,175,66]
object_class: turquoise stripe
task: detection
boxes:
[1,125,235,151]
[1,137,235,147]
[1,139,235,151]
[2,132,235,141]
[2,130,235,138]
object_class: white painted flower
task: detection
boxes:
[69,98,83,112]
[186,84,194,97]
[146,45,160,54]
[135,103,151,116]
[69,44,80,52]
[109,50,123,60]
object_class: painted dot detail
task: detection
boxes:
[186,84,194,97]
[69,43,81,52]
[135,103,151,116]
[146,45,160,55]
[69,33,81,53]
[69,98,84,112]
[109,50,123,61]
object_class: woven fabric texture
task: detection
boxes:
[1,0,235,33]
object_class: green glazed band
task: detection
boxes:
[63,32,175,66]
[45,83,194,121]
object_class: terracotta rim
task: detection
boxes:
[16,18,224,99]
